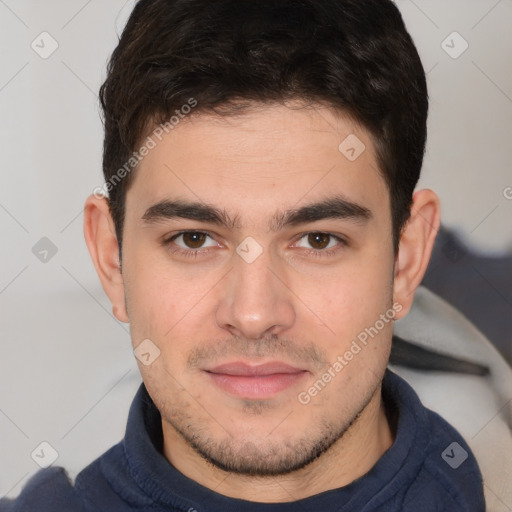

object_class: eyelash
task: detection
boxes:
[162,230,348,259]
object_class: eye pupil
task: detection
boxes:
[308,232,330,250]
[183,232,206,248]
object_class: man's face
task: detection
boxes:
[121,103,397,475]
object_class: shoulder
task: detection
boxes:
[383,371,485,511]
[404,404,485,511]
[0,467,84,512]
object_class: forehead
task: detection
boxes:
[125,103,389,224]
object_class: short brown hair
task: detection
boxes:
[99,0,428,259]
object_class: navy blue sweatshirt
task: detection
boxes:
[0,370,485,511]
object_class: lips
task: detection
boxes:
[205,361,308,399]
[208,362,304,376]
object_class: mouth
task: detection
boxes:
[204,361,309,400]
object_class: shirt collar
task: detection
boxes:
[122,369,430,511]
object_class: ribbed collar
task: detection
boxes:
[122,369,430,511]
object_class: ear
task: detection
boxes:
[393,189,441,319]
[83,194,129,323]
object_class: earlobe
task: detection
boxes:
[83,194,129,323]
[393,189,441,319]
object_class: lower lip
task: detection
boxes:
[206,372,308,399]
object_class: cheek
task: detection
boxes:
[123,249,220,362]
[121,247,181,341]
[302,253,394,357]
[301,267,393,410]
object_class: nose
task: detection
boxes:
[215,244,296,340]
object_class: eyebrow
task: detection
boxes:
[141,196,372,231]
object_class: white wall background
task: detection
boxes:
[0,0,511,502]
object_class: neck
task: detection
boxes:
[162,385,394,503]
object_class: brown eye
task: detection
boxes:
[163,231,219,258]
[307,232,331,250]
[181,232,208,249]
[293,232,346,257]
